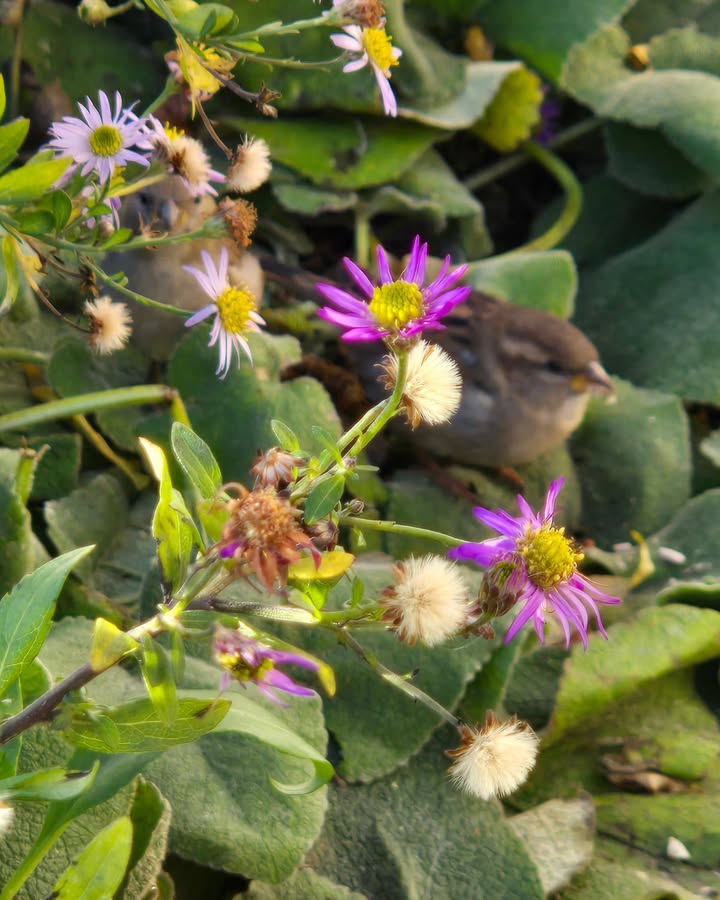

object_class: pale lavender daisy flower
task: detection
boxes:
[214,627,319,705]
[449,478,620,649]
[331,21,402,116]
[183,246,265,378]
[317,235,470,342]
[47,90,151,184]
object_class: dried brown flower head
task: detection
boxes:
[218,197,259,248]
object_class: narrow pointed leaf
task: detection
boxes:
[52,815,133,900]
[170,422,222,499]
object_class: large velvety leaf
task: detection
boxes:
[282,558,496,782]
[156,330,342,486]
[562,24,720,179]
[0,546,93,698]
[464,250,577,317]
[508,797,595,895]
[546,605,720,742]
[480,0,636,81]
[575,190,720,402]
[144,655,329,882]
[223,116,438,190]
[306,732,544,899]
[571,379,691,546]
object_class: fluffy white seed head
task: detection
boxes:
[381,555,469,646]
[227,136,272,193]
[382,341,462,428]
[448,713,539,801]
[84,296,132,354]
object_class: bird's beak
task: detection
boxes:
[158,198,180,231]
[570,360,615,395]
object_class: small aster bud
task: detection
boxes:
[217,197,258,248]
[381,555,470,647]
[83,296,132,355]
[77,0,114,25]
[345,498,365,516]
[227,136,272,193]
[447,712,539,801]
[381,341,462,428]
[250,447,304,489]
[476,561,523,620]
[0,801,14,838]
[305,518,339,552]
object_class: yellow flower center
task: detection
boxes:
[164,123,185,142]
[89,124,123,157]
[361,26,399,73]
[219,650,273,683]
[216,286,257,334]
[518,525,583,590]
[368,280,423,331]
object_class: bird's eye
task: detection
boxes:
[544,359,566,375]
[194,196,202,205]
[137,192,151,209]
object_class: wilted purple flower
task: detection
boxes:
[449,478,620,649]
[214,627,319,705]
[316,235,471,342]
[47,90,151,184]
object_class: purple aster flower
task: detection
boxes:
[316,235,471,342]
[214,627,319,705]
[330,22,402,117]
[183,246,266,378]
[47,90,151,184]
[449,478,620,649]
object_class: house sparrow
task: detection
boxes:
[415,291,614,466]
[105,176,264,359]
[260,255,613,467]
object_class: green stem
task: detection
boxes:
[383,0,433,95]
[342,515,464,548]
[347,350,407,457]
[354,208,371,270]
[509,141,583,253]
[141,75,181,117]
[36,224,216,256]
[337,398,388,454]
[0,385,175,433]
[85,260,188,317]
[339,630,459,726]
[463,116,601,192]
[0,347,49,365]
[227,12,329,41]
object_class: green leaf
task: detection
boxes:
[562,24,720,180]
[64,696,230,753]
[546,605,720,743]
[147,330,341,487]
[0,155,71,203]
[45,473,128,583]
[571,379,691,546]
[271,419,300,453]
[0,234,19,315]
[508,797,595,895]
[140,438,195,592]
[50,190,72,230]
[480,0,633,81]
[575,189,720,402]
[90,618,139,671]
[223,116,438,190]
[0,74,5,119]
[0,764,97,802]
[120,779,171,900]
[177,2,239,36]
[170,421,222,499]
[139,636,178,727]
[0,118,29,174]
[464,250,577,317]
[0,545,94,698]
[14,209,56,235]
[304,474,345,525]
[305,733,544,899]
[52,815,133,900]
